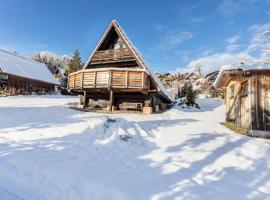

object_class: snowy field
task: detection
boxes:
[0,95,270,200]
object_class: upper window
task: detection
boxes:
[241,81,249,96]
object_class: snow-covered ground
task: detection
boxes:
[0,95,270,200]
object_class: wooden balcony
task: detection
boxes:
[90,48,135,64]
[68,68,148,91]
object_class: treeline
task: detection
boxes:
[32,49,84,94]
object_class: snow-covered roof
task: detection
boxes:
[214,62,270,87]
[84,20,173,102]
[0,49,58,84]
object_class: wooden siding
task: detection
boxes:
[225,73,270,131]
[68,69,148,91]
[253,74,270,131]
[0,73,55,95]
[90,48,135,64]
[225,79,251,129]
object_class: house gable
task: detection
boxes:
[83,20,173,102]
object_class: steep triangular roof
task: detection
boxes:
[84,20,173,102]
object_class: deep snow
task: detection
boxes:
[0,95,270,200]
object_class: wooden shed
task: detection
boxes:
[214,64,270,136]
[0,49,58,95]
[68,20,173,113]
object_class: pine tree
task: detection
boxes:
[180,82,200,108]
[185,84,196,107]
[59,76,68,95]
[64,49,83,76]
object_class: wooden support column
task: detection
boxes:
[109,90,114,111]
[126,71,129,87]
[83,90,88,108]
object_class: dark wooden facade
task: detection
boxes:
[0,72,56,95]
[215,69,270,135]
[68,20,172,113]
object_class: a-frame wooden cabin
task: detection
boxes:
[68,20,173,113]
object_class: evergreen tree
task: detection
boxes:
[180,82,200,108]
[59,76,68,95]
[64,49,83,76]
[59,49,83,95]
[185,84,196,107]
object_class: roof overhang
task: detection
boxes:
[214,69,270,88]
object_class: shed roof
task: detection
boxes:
[0,49,58,85]
[214,62,270,88]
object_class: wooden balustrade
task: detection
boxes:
[68,68,148,91]
[90,48,135,64]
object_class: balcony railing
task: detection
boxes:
[90,48,135,64]
[68,68,148,91]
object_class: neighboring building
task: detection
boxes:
[54,67,65,81]
[184,72,201,82]
[206,71,219,84]
[214,63,270,136]
[0,49,59,95]
[161,74,174,87]
[68,20,173,113]
[204,71,221,97]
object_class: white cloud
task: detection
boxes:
[158,31,193,51]
[226,44,241,52]
[185,52,254,75]
[218,0,243,16]
[218,0,260,16]
[178,22,270,75]
[224,35,241,52]
[247,23,270,53]
[225,35,240,44]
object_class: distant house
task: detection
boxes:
[53,67,65,81]
[206,71,219,84]
[161,75,174,87]
[68,20,173,113]
[214,63,270,136]
[184,72,201,82]
[0,49,59,95]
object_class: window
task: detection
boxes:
[241,81,249,96]
[230,84,235,98]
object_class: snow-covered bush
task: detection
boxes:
[178,97,200,109]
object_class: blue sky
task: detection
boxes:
[0,0,270,74]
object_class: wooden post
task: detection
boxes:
[81,72,84,89]
[83,91,88,108]
[73,74,76,89]
[109,70,112,88]
[94,71,97,88]
[109,90,114,111]
[126,71,129,87]
[142,72,145,88]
